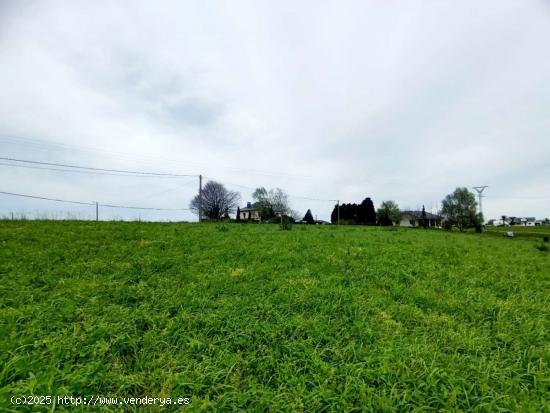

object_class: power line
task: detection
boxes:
[99,203,188,211]
[0,161,186,178]
[0,191,94,206]
[0,133,311,178]
[123,178,198,204]
[203,175,336,203]
[0,190,190,211]
[486,195,550,200]
[0,156,198,177]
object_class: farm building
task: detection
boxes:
[399,211,442,228]
[238,202,260,221]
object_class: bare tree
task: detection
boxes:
[289,209,302,222]
[270,188,289,215]
[190,181,240,220]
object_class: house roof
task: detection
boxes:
[402,210,442,219]
[240,202,256,212]
[315,220,331,224]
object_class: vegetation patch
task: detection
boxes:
[0,221,548,412]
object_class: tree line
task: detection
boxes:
[330,198,377,225]
[190,181,485,231]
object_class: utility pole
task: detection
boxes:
[472,186,488,216]
[95,202,99,222]
[198,174,202,222]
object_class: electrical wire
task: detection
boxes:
[203,175,336,203]
[0,162,186,178]
[0,156,198,177]
[0,191,94,206]
[123,178,198,204]
[99,204,189,211]
[0,133,311,178]
[0,190,190,211]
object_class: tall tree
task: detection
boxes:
[271,188,290,217]
[330,204,339,224]
[252,187,291,220]
[252,187,274,220]
[377,200,401,226]
[357,197,376,225]
[190,181,240,221]
[339,203,358,224]
[236,207,241,222]
[303,209,315,224]
[441,187,481,231]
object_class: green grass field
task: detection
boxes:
[484,225,550,242]
[1,221,549,412]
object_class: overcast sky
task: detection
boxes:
[1,1,549,221]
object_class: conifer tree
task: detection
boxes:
[303,209,315,224]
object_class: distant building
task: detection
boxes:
[522,217,536,226]
[238,202,260,221]
[488,218,510,226]
[315,220,331,225]
[488,216,539,226]
[399,211,442,228]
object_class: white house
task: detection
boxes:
[238,202,260,221]
[399,211,442,228]
[488,217,538,226]
[522,217,536,226]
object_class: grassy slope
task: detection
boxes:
[484,225,550,241]
[0,221,548,412]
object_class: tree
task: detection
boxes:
[252,187,291,221]
[190,181,240,221]
[236,207,241,222]
[340,203,357,224]
[357,197,377,225]
[289,209,302,222]
[421,205,427,228]
[303,209,315,224]
[330,204,339,224]
[270,188,290,217]
[252,187,275,220]
[441,187,481,231]
[377,200,401,226]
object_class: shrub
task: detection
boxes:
[280,216,292,231]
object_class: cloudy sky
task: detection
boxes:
[1,0,549,221]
